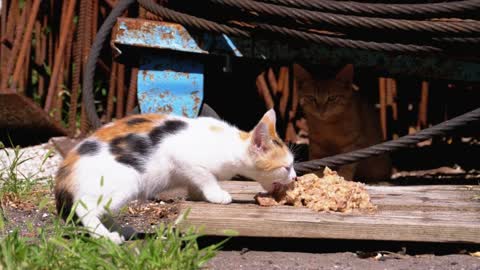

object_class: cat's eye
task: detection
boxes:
[272,139,283,147]
[284,165,292,172]
[327,96,339,102]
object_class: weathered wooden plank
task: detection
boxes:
[178,202,480,243]
[177,181,480,243]
[220,180,480,194]
[220,181,480,211]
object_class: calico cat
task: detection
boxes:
[55,109,296,244]
[293,64,391,181]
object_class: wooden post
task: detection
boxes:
[417,81,429,129]
[256,72,274,109]
[379,77,387,140]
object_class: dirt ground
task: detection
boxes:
[200,235,480,270]
[208,251,479,270]
[1,196,179,237]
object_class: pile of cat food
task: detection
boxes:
[254,167,376,213]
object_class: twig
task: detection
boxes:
[256,72,274,109]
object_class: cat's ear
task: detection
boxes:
[261,108,276,125]
[293,63,313,83]
[335,64,354,83]
[251,109,276,152]
[251,122,269,152]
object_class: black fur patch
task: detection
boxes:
[126,117,151,126]
[127,134,151,156]
[109,134,152,172]
[108,120,186,172]
[110,137,127,156]
[77,141,99,156]
[55,187,74,221]
[149,120,187,145]
[116,155,144,172]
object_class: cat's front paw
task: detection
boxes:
[204,189,232,204]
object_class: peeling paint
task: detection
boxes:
[137,55,204,118]
[113,18,207,54]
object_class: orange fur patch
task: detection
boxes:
[54,152,79,193]
[254,144,290,171]
[260,118,278,138]
[267,121,277,138]
[239,131,250,141]
[262,119,286,148]
[209,125,223,132]
[54,151,80,218]
[93,114,165,142]
[253,112,290,170]
[140,114,167,121]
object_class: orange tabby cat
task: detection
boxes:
[293,63,392,182]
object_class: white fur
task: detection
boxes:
[68,109,295,244]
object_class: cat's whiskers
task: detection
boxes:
[287,142,301,159]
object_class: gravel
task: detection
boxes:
[0,141,62,183]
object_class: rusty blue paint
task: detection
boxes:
[113,18,207,54]
[137,54,204,118]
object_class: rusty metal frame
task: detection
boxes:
[110,17,479,118]
[112,18,480,83]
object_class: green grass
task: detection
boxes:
[0,141,226,269]
[0,218,224,270]
[0,140,55,199]
[0,142,36,197]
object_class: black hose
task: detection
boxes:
[82,0,137,129]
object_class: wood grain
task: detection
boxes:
[178,181,480,243]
